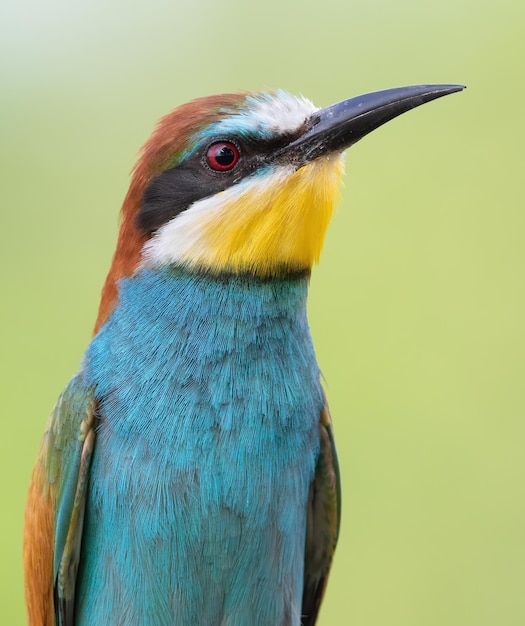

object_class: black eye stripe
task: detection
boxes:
[136,130,305,233]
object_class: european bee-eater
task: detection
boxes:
[24,84,464,626]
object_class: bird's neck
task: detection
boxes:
[84,266,320,432]
[98,265,312,338]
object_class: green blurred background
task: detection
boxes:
[2,0,524,623]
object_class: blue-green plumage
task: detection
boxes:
[77,267,324,624]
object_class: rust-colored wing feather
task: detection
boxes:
[23,374,97,626]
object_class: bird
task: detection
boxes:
[23,84,464,626]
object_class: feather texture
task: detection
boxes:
[302,405,341,625]
[24,375,97,626]
[75,267,326,625]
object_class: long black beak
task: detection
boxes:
[276,84,465,165]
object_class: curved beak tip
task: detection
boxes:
[282,83,466,164]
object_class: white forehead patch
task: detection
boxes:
[245,90,318,134]
[208,90,318,139]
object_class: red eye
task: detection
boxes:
[206,142,240,171]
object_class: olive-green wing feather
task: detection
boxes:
[302,403,341,626]
[24,373,97,626]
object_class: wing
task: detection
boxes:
[302,402,341,626]
[23,373,97,626]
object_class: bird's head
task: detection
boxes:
[96,85,464,330]
[137,90,343,278]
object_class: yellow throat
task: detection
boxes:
[143,154,345,276]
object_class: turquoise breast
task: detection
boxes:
[76,267,324,625]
